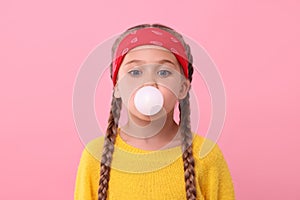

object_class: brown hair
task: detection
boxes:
[98,24,196,200]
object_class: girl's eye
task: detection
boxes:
[157,70,172,77]
[128,69,142,77]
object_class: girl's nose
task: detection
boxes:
[140,66,159,88]
[143,81,158,88]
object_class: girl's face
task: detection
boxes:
[114,45,190,121]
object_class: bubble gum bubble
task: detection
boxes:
[134,86,164,116]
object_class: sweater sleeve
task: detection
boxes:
[74,147,101,200]
[198,143,235,200]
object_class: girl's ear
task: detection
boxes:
[113,84,121,98]
[178,79,191,100]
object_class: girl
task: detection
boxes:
[74,24,235,200]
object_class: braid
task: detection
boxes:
[179,93,197,200]
[98,96,122,200]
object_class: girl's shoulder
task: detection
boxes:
[80,135,105,163]
[191,133,226,165]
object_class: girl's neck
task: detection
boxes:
[119,111,182,151]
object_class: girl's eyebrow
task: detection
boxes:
[124,60,145,66]
[157,59,177,66]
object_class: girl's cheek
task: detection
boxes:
[158,79,182,99]
[159,86,179,107]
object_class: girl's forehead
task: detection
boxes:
[120,46,181,72]
[120,45,181,72]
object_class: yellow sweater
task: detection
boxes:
[74,130,235,200]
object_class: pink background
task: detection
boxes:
[1,0,299,199]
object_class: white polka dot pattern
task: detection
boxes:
[149,41,163,46]
[170,48,178,54]
[170,37,179,43]
[121,48,129,56]
[151,30,163,35]
[131,37,138,43]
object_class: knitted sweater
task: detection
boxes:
[74,130,235,200]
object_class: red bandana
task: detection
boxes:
[112,27,189,85]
